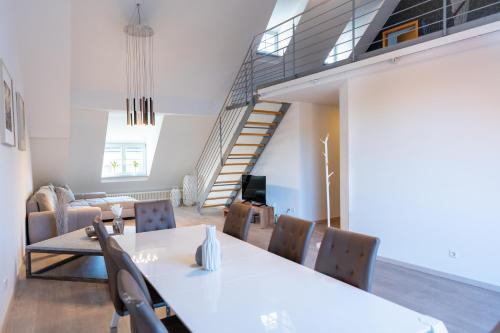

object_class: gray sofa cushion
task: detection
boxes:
[69,200,90,208]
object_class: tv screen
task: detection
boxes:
[241,175,266,205]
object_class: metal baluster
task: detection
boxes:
[218,115,223,167]
[351,0,356,62]
[245,61,248,103]
[442,0,448,35]
[250,48,254,97]
[292,19,296,77]
[283,45,286,80]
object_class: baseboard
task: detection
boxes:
[378,256,500,293]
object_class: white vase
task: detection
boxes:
[183,175,197,206]
[170,187,181,207]
[202,225,221,271]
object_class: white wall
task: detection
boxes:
[252,102,340,221]
[298,103,340,221]
[14,0,72,190]
[345,39,500,287]
[0,0,34,327]
[68,108,215,194]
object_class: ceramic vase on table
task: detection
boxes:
[170,187,181,207]
[202,225,221,271]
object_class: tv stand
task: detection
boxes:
[224,201,274,229]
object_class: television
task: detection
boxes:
[241,175,266,205]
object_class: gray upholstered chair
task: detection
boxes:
[267,215,315,265]
[93,219,166,329]
[93,219,125,328]
[135,200,176,233]
[117,270,190,333]
[106,236,166,309]
[314,228,380,292]
[222,203,254,241]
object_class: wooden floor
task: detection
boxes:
[3,207,500,333]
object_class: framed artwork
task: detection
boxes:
[0,59,15,147]
[382,20,419,48]
[16,92,26,151]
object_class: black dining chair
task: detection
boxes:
[134,200,176,233]
[314,227,380,292]
[267,215,315,265]
[117,269,190,333]
[222,203,254,241]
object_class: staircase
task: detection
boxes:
[195,0,500,212]
[201,101,290,209]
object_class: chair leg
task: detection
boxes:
[110,311,120,329]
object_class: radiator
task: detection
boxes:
[107,190,173,201]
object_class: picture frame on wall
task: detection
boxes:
[16,92,26,151]
[0,58,16,147]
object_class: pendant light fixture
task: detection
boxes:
[125,2,155,126]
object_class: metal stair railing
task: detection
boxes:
[195,0,500,209]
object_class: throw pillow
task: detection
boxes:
[56,187,75,204]
[34,186,57,211]
[64,185,76,202]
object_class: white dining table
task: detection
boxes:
[113,225,447,333]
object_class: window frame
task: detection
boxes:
[101,142,148,179]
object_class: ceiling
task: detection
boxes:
[71,0,276,115]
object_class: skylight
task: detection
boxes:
[324,0,384,65]
[101,112,163,180]
[257,0,309,56]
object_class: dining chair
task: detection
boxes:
[106,237,167,310]
[117,270,190,333]
[314,228,380,292]
[222,203,254,241]
[93,219,125,328]
[94,219,166,329]
[267,215,315,265]
[135,200,176,233]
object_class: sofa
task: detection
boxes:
[27,185,137,244]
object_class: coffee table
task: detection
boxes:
[25,225,134,283]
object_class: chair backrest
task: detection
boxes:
[93,219,125,315]
[135,200,176,233]
[314,228,380,292]
[222,203,254,241]
[117,270,168,333]
[268,215,315,265]
[107,237,153,306]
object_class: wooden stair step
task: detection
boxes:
[246,121,276,126]
[252,110,282,116]
[203,203,227,208]
[256,99,283,105]
[240,133,271,137]
[234,143,264,147]
[224,162,254,166]
[229,153,260,156]
[206,196,232,200]
[210,188,240,193]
